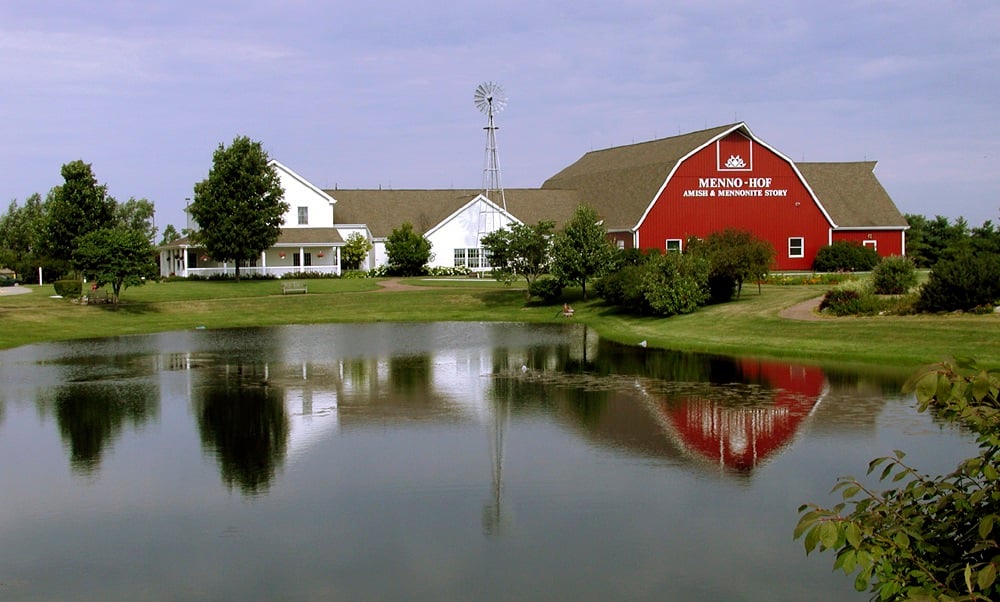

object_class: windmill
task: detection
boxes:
[474,82,507,255]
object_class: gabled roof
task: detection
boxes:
[327,188,582,237]
[542,124,739,229]
[159,227,344,251]
[796,162,907,228]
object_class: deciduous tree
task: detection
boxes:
[72,226,157,303]
[385,222,431,276]
[796,359,1000,600]
[550,205,615,299]
[342,232,373,271]
[481,220,555,298]
[44,160,117,264]
[189,136,287,280]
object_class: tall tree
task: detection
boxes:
[115,197,157,244]
[385,222,431,276]
[0,195,44,278]
[159,224,181,246]
[481,220,555,298]
[550,205,615,299]
[44,160,117,264]
[189,136,287,280]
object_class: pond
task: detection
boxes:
[0,322,978,601]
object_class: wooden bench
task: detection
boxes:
[281,280,308,294]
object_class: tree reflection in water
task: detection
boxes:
[194,364,289,496]
[53,382,158,474]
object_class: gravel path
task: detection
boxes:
[778,296,828,321]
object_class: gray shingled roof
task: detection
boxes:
[542,123,905,232]
[542,124,739,229]
[159,228,343,251]
[796,162,907,228]
[328,188,582,237]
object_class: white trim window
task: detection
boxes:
[297,206,308,225]
[863,239,877,251]
[666,239,683,253]
[788,237,804,258]
[454,248,466,267]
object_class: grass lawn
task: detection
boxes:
[1,277,997,369]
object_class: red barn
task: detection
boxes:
[543,123,907,271]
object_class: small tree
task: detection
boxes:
[691,228,775,300]
[385,222,431,276]
[342,232,373,271]
[796,358,1000,600]
[189,136,287,281]
[72,227,157,303]
[550,205,615,299]
[481,220,555,299]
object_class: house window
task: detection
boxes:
[788,237,804,258]
[293,252,312,267]
[863,239,877,251]
[666,239,683,253]
[454,248,466,267]
[616,239,625,250]
[297,206,308,225]
[467,248,480,269]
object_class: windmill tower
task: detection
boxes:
[474,82,507,254]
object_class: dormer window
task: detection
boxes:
[297,206,308,225]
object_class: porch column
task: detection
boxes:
[335,247,341,275]
[261,251,267,276]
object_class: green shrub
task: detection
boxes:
[871,255,917,294]
[528,276,564,303]
[595,265,648,311]
[916,252,1000,312]
[813,241,880,272]
[53,279,83,298]
[818,288,884,316]
[641,253,710,316]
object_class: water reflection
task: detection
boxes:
[0,324,915,489]
[52,382,159,473]
[194,364,289,496]
[0,323,965,602]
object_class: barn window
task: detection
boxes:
[666,239,683,253]
[297,206,309,225]
[454,248,466,267]
[788,237,804,258]
[863,239,877,251]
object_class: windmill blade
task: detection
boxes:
[474,81,507,114]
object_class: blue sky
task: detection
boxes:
[2,1,998,234]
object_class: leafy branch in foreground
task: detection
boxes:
[796,358,1000,601]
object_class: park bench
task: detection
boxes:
[281,280,308,295]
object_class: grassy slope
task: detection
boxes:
[1,278,997,369]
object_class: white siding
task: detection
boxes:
[272,161,336,228]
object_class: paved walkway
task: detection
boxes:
[778,296,827,321]
[0,285,31,296]
[373,278,428,292]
